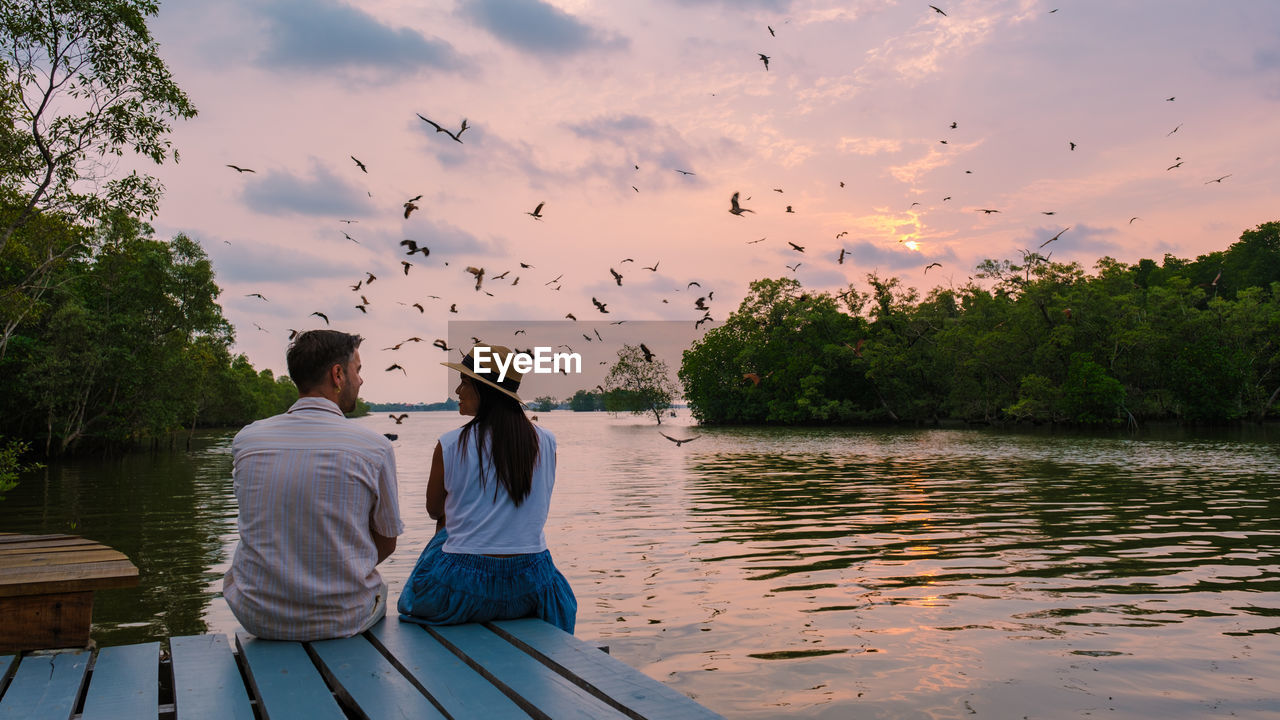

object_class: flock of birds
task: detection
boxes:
[224,5,1234,446]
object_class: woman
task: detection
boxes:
[398,345,577,633]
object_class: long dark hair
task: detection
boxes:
[457,377,540,506]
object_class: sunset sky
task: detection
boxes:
[137,0,1280,403]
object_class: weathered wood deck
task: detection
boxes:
[0,617,724,719]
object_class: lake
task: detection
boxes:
[4,411,1279,719]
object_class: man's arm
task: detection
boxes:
[372,525,396,564]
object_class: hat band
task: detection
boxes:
[462,351,522,393]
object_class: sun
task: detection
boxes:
[902,240,920,251]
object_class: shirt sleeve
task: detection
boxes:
[370,443,405,536]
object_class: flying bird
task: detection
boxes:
[786,262,801,272]
[592,297,609,314]
[565,313,577,321]
[310,311,329,325]
[403,201,419,219]
[365,272,377,285]
[386,364,406,375]
[642,261,659,271]
[785,205,794,213]
[1167,123,1182,136]
[433,339,451,351]
[1129,217,1141,224]
[659,432,701,447]
[768,25,774,36]
[688,281,701,289]
[416,113,466,143]
[758,53,770,71]
[246,293,268,301]
[929,5,946,16]
[351,156,367,173]
[675,169,696,176]
[838,248,847,265]
[924,262,942,273]
[1167,160,1183,170]
[610,268,623,286]
[400,239,428,255]
[526,202,545,219]
[390,414,408,424]
[639,343,654,362]
[977,208,1000,214]
[226,164,255,173]
[401,261,412,275]
[1205,174,1232,184]
[411,303,424,313]
[729,192,754,216]
[1040,226,1070,248]
[787,242,805,252]
[465,266,485,291]
[1069,142,1076,151]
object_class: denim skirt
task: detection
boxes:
[397,528,577,634]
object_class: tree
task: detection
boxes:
[0,436,42,500]
[567,389,602,411]
[603,344,678,424]
[0,0,197,356]
[532,395,557,413]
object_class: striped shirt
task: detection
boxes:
[223,397,403,641]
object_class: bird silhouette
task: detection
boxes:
[610,268,623,286]
[400,239,428,255]
[526,202,545,219]
[386,364,406,375]
[416,114,466,143]
[1205,174,1232,184]
[565,313,577,321]
[924,262,942,273]
[758,53,770,71]
[788,242,805,252]
[1167,160,1183,170]
[1069,142,1076,151]
[246,293,268,301]
[433,339,451,351]
[639,343,654,362]
[365,272,377,285]
[674,169,696,176]
[1167,123,1182,136]
[411,303,425,313]
[1129,217,1141,224]
[390,413,409,424]
[659,431,701,447]
[592,297,609,314]
[838,248,847,265]
[450,304,458,313]
[351,156,367,173]
[977,208,1000,214]
[688,281,701,288]
[786,262,801,272]
[1040,226,1070,248]
[929,5,946,16]
[785,205,794,213]
[310,311,329,325]
[404,201,419,219]
[355,304,367,314]
[729,192,754,216]
[768,25,774,36]
[401,261,412,275]
[642,261,659,271]
[465,266,485,291]
[226,164,255,173]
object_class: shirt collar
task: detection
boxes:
[286,396,346,417]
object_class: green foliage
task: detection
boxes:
[604,344,678,423]
[0,436,42,500]
[0,0,196,358]
[531,395,557,413]
[681,225,1280,427]
[567,389,603,411]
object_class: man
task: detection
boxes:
[223,330,403,641]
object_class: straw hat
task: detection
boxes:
[441,344,525,403]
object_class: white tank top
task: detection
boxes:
[439,424,556,554]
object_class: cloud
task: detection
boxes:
[240,160,373,217]
[839,136,903,155]
[840,240,931,272]
[408,217,504,258]
[460,0,628,56]
[671,0,790,9]
[565,114,657,140]
[256,0,467,74]
[212,240,354,285]
[1012,223,1120,258]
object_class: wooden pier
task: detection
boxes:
[0,615,723,719]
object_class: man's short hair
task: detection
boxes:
[287,330,363,393]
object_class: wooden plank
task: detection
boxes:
[0,562,139,597]
[0,540,101,555]
[0,655,16,698]
[235,632,345,720]
[169,635,254,720]
[366,620,528,719]
[492,619,725,720]
[80,642,159,720]
[0,548,133,569]
[0,592,93,652]
[0,650,91,720]
[308,632,447,719]
[430,624,630,720]
[0,530,77,540]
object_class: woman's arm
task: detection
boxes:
[426,441,446,522]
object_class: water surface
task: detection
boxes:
[5,413,1279,718]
